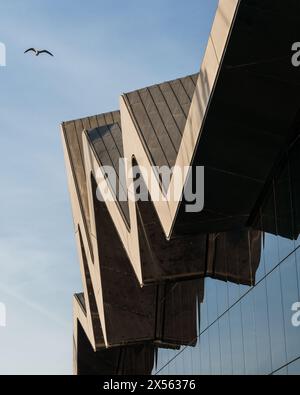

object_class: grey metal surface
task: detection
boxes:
[124,74,198,169]
[62,111,130,227]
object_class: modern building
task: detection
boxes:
[61,0,300,375]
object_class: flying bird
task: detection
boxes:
[24,48,54,57]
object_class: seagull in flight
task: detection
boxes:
[24,48,54,57]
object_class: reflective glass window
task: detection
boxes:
[280,254,300,362]
[263,233,280,275]
[206,278,218,325]
[273,366,288,375]
[288,358,300,375]
[266,268,287,371]
[229,304,245,375]
[241,291,258,375]
[216,280,229,317]
[192,339,202,374]
[209,323,221,375]
[254,280,272,375]
[228,282,240,307]
[199,331,211,375]
[219,314,232,375]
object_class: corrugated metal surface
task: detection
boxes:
[124,74,198,169]
[62,111,130,227]
[87,112,130,225]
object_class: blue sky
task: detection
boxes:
[0,0,218,374]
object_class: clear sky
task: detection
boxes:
[0,0,218,375]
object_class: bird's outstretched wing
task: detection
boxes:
[39,50,54,57]
[24,48,36,54]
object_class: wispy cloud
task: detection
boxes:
[0,282,69,328]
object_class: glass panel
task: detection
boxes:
[266,268,287,371]
[206,278,218,325]
[199,331,211,375]
[296,249,300,300]
[164,354,178,375]
[296,235,300,249]
[228,282,240,307]
[216,280,229,317]
[254,280,272,375]
[255,243,266,283]
[180,347,190,375]
[241,291,258,375]
[155,348,167,375]
[229,304,245,375]
[288,358,300,375]
[219,314,232,375]
[263,233,280,276]
[200,288,208,333]
[273,366,288,375]
[166,348,175,375]
[209,323,221,375]
[280,254,300,362]
[239,284,251,300]
[173,348,184,375]
[191,340,201,374]
[277,236,295,262]
[155,349,165,373]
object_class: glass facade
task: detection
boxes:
[153,137,300,376]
